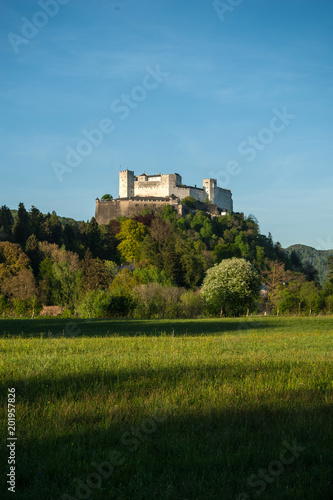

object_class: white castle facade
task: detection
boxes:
[119,170,233,212]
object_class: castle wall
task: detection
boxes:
[134,174,170,197]
[215,188,233,212]
[202,178,233,211]
[95,196,184,224]
[120,171,223,207]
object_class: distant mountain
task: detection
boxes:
[285,244,333,286]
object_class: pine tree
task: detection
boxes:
[12,203,30,247]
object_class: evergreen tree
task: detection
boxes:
[0,205,14,240]
[29,206,44,239]
[25,234,42,277]
[12,203,30,247]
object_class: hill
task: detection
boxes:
[285,244,333,285]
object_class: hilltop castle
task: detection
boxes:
[95,169,233,224]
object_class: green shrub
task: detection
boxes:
[0,294,9,316]
[108,290,136,317]
[13,299,27,317]
[181,196,196,208]
[78,290,112,318]
[60,308,73,319]
[134,284,181,318]
[180,290,203,318]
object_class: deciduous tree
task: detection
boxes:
[201,257,259,316]
[0,241,30,284]
[116,219,148,262]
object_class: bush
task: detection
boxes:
[181,196,197,208]
[0,294,9,316]
[134,284,182,318]
[133,283,165,318]
[78,290,113,318]
[325,295,333,314]
[13,299,27,317]
[108,291,135,317]
[60,309,73,319]
[28,296,42,317]
[180,291,203,318]
[133,266,173,286]
[277,290,300,315]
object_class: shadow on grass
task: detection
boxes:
[1,397,332,500]
[0,317,282,338]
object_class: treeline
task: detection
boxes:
[0,203,332,318]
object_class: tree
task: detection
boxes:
[25,234,42,277]
[0,241,30,284]
[1,268,36,301]
[327,256,333,282]
[133,265,173,286]
[99,220,121,262]
[39,257,53,305]
[275,273,306,315]
[116,219,148,262]
[111,269,142,294]
[101,194,113,200]
[0,205,14,240]
[52,261,82,311]
[83,217,102,258]
[200,257,260,316]
[300,281,321,315]
[260,260,293,312]
[29,206,44,239]
[63,223,79,253]
[163,241,181,285]
[80,250,110,291]
[12,203,30,247]
[44,211,63,244]
[181,196,196,208]
[175,238,204,288]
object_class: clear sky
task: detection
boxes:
[0,0,332,249]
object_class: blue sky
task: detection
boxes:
[0,0,332,249]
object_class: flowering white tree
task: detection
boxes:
[200,258,259,316]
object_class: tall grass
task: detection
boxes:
[1,317,332,499]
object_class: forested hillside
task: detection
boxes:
[285,244,333,286]
[1,203,332,318]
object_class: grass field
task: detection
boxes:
[1,316,333,500]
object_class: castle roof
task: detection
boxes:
[139,173,162,178]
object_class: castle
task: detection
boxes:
[95,169,233,224]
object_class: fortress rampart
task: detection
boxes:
[95,169,233,224]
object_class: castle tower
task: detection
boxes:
[203,178,216,203]
[119,169,134,198]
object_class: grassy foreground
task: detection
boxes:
[1,317,333,500]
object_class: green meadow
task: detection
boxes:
[1,317,333,499]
